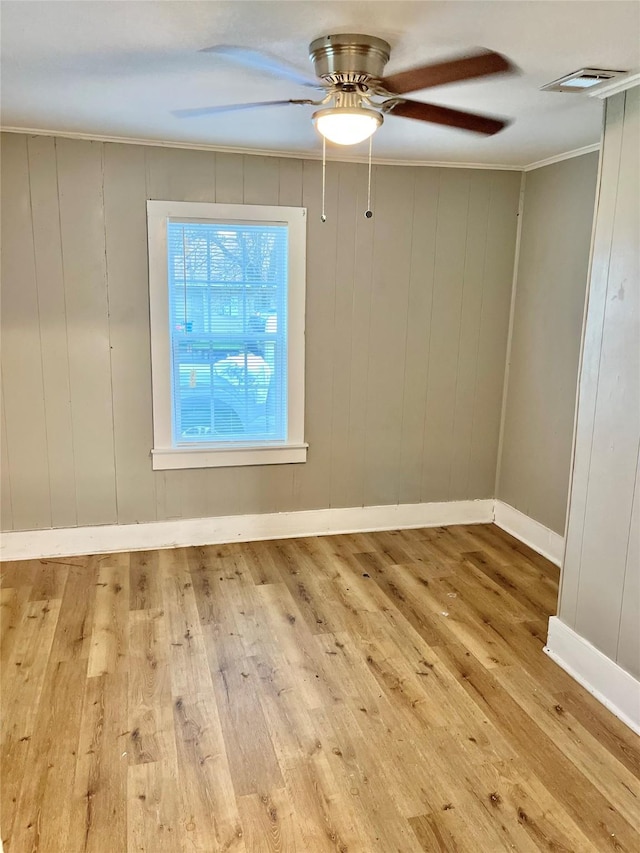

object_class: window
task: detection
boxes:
[147,201,307,469]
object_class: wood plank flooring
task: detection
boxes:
[2,523,639,852]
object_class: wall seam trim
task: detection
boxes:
[570,93,626,627]
[523,143,601,172]
[557,101,608,618]
[494,171,526,497]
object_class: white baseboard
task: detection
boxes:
[493,500,564,566]
[545,616,640,735]
[0,499,494,562]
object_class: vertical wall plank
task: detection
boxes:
[1,390,13,531]
[103,143,157,524]
[278,157,303,206]
[214,153,244,204]
[449,171,492,500]
[573,88,639,660]
[328,162,360,507]
[339,164,376,508]
[171,148,229,519]
[497,156,598,533]
[292,158,338,510]
[398,167,440,505]
[0,133,51,529]
[164,147,216,201]
[143,146,185,521]
[56,137,117,525]
[421,169,470,501]
[242,155,294,513]
[560,95,626,623]
[243,154,279,204]
[467,170,520,499]
[27,135,78,527]
[206,152,296,518]
[617,453,639,677]
[558,88,640,678]
[364,165,415,506]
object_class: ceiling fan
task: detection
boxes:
[173,34,515,146]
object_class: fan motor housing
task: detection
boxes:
[309,34,391,84]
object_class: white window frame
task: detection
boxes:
[147,200,307,470]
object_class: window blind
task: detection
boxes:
[167,219,288,445]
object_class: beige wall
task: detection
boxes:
[0,133,520,531]
[559,88,640,678]
[497,153,598,534]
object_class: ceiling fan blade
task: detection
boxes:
[172,100,312,119]
[200,45,320,88]
[381,50,513,95]
[386,99,509,135]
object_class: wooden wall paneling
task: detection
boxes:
[166,146,216,202]
[161,148,219,519]
[56,137,117,526]
[1,133,526,531]
[525,156,597,532]
[153,471,183,522]
[213,152,244,204]
[103,143,157,524]
[144,146,171,201]
[363,165,415,506]
[339,164,376,509]
[143,146,184,522]
[292,158,338,510]
[329,162,361,507]
[145,145,217,201]
[0,133,52,530]
[278,156,304,207]
[203,153,295,517]
[242,153,279,204]
[26,135,78,527]
[497,155,598,535]
[574,89,639,659]
[242,154,295,513]
[278,155,303,508]
[199,152,251,517]
[421,169,471,502]
[617,454,640,678]
[560,95,626,623]
[1,390,12,530]
[495,169,532,515]
[398,167,440,505]
[467,171,520,499]
[449,171,492,500]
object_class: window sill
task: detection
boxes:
[151,443,308,470]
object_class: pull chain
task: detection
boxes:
[365,135,373,219]
[321,136,327,223]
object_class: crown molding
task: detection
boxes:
[523,143,601,172]
[0,125,523,171]
[1,125,604,174]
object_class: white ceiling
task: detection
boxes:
[2,1,639,167]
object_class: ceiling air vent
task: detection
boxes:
[542,68,626,93]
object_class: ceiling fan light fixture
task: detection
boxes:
[313,106,383,145]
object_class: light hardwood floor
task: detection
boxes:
[1,524,639,852]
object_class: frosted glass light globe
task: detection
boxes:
[313,107,383,145]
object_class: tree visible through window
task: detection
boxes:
[167,221,288,443]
